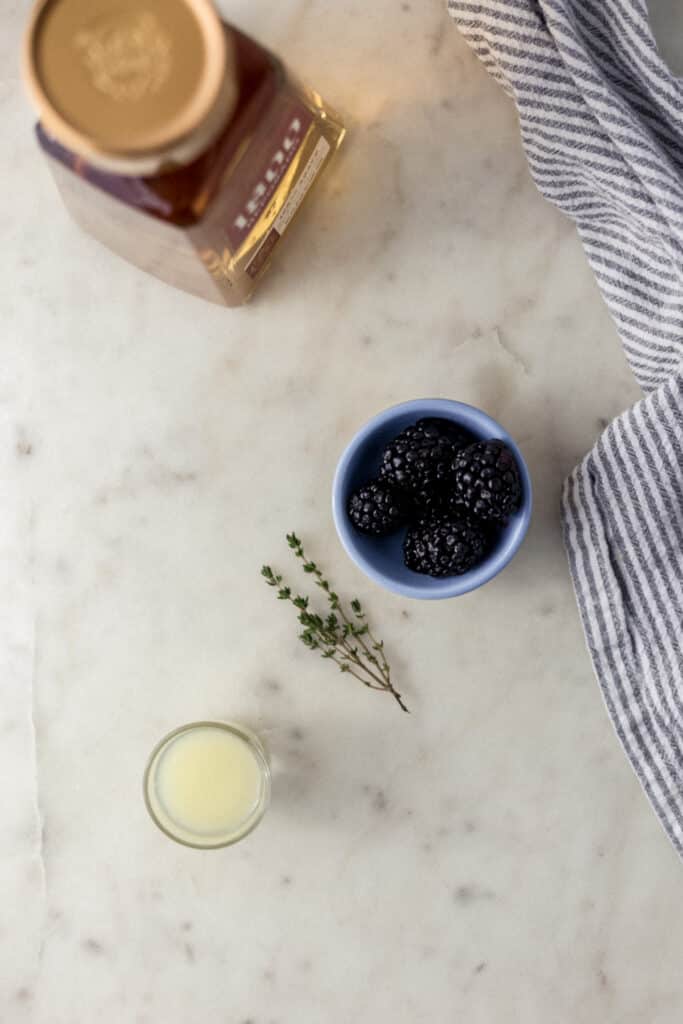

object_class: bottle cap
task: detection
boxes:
[22,0,236,175]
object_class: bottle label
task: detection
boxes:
[245,136,330,279]
[225,100,314,251]
[272,136,330,235]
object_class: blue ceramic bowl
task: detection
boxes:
[332,399,532,600]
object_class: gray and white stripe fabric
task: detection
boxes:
[448,0,683,856]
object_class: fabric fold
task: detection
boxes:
[448,0,683,855]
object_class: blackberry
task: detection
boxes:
[452,440,522,523]
[380,418,472,510]
[347,479,409,536]
[417,417,474,448]
[404,516,487,577]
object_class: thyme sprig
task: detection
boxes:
[262,533,408,713]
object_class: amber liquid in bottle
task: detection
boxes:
[36,24,345,305]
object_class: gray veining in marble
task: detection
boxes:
[2,1,683,1022]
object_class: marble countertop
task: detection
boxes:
[3,1,682,1021]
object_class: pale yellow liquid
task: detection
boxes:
[145,723,269,847]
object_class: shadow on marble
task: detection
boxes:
[255,86,526,315]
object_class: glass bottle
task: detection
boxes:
[22,0,345,306]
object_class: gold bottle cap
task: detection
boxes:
[22,0,236,175]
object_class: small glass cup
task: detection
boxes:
[143,720,271,849]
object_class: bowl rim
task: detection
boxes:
[331,398,533,600]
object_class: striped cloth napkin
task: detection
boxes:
[448,0,683,856]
